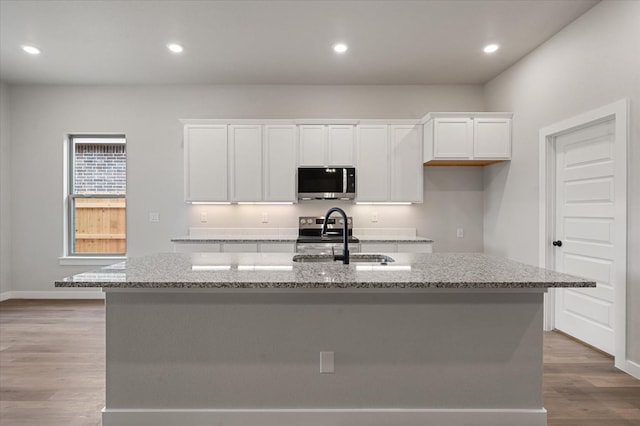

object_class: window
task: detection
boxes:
[66,135,126,255]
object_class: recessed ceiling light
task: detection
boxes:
[167,43,184,53]
[483,44,499,54]
[22,45,41,55]
[333,43,348,54]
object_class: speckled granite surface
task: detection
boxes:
[171,236,433,243]
[171,236,298,243]
[55,252,595,289]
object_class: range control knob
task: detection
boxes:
[300,218,305,224]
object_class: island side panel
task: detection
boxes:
[104,290,546,425]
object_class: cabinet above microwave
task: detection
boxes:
[298,125,356,167]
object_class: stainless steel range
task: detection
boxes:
[296,216,360,254]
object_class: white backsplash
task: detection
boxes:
[354,228,417,239]
[189,227,298,238]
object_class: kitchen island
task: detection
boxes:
[56,252,594,426]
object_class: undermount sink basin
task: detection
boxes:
[292,254,395,264]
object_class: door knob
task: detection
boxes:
[552,240,563,247]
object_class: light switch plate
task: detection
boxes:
[457,228,464,238]
[149,212,160,222]
[320,351,334,373]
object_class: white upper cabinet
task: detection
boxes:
[298,125,326,166]
[229,125,262,202]
[327,125,355,166]
[390,125,423,203]
[356,123,423,203]
[184,122,296,203]
[184,125,228,202]
[299,124,355,166]
[356,125,389,202]
[473,117,512,159]
[263,125,297,202]
[432,117,473,158]
[423,112,512,165]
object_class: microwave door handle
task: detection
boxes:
[343,168,347,193]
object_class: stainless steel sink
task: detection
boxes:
[292,254,395,264]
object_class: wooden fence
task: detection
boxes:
[74,197,126,253]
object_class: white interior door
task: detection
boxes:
[553,118,617,354]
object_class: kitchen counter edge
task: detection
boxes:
[171,236,434,243]
[55,252,595,290]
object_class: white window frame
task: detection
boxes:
[60,134,127,265]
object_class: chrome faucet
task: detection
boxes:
[321,207,349,264]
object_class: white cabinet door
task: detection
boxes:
[397,243,433,253]
[473,118,511,159]
[223,243,259,253]
[259,242,296,253]
[390,125,423,203]
[327,125,355,166]
[264,125,297,202]
[174,243,221,253]
[230,125,263,202]
[433,118,473,158]
[184,125,228,202]
[299,125,326,166]
[356,125,389,202]
[360,242,396,253]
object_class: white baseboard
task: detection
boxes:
[1,290,104,300]
[103,408,547,426]
[617,359,640,380]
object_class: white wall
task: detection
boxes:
[6,84,485,294]
[483,0,640,363]
[0,82,10,298]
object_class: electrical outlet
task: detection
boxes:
[149,212,160,223]
[200,212,208,223]
[457,228,464,238]
[261,212,269,223]
[371,212,378,222]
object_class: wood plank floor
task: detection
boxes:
[1,300,104,426]
[543,331,640,425]
[1,300,639,426]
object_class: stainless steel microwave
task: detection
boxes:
[297,167,356,200]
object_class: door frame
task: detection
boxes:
[538,98,636,378]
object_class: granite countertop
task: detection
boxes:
[171,236,433,243]
[171,236,298,243]
[55,252,595,290]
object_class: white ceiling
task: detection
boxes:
[0,0,599,85]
